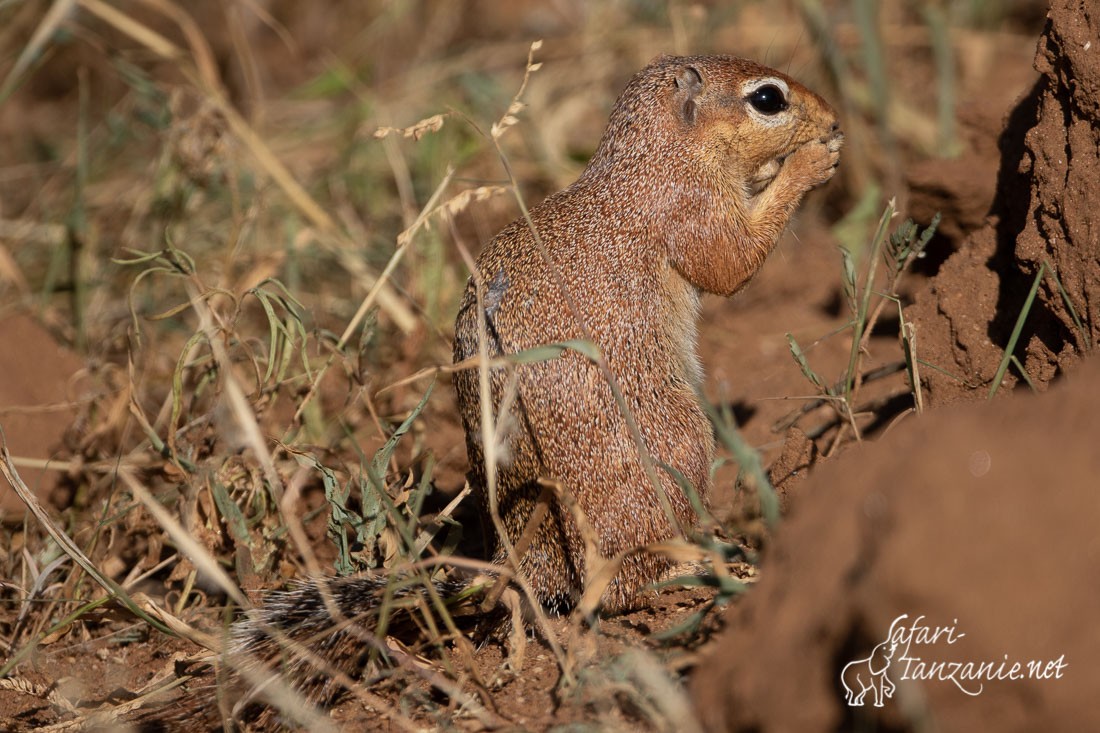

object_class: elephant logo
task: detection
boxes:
[841,639,898,707]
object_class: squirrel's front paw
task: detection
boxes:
[784,128,843,189]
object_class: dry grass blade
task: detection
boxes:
[0,0,77,102]
[413,483,471,556]
[621,649,704,733]
[221,657,343,733]
[132,592,220,650]
[491,40,543,139]
[215,101,335,230]
[77,0,183,60]
[394,165,457,249]
[350,162,456,340]
[134,0,222,89]
[550,478,623,620]
[293,167,457,423]
[0,219,67,245]
[903,321,923,414]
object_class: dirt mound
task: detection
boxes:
[908,0,1100,405]
[691,353,1100,732]
[0,313,84,521]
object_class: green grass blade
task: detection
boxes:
[1044,259,1091,352]
[988,262,1045,399]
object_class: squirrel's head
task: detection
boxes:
[588,54,839,199]
[583,55,841,296]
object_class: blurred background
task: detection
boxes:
[0,0,1047,343]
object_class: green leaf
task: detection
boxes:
[504,339,601,365]
[371,382,434,480]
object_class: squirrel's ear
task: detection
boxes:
[674,65,704,124]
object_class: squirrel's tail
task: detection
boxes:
[131,572,501,732]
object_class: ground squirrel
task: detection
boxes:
[454,54,841,612]
[138,55,840,730]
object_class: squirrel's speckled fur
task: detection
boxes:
[136,55,840,731]
[454,54,841,612]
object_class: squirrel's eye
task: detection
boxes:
[747,84,788,115]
